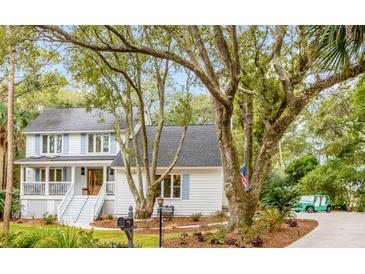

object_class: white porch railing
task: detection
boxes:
[93,182,106,220]
[57,183,74,222]
[23,182,45,195]
[49,182,72,195]
[22,182,71,195]
[106,182,115,195]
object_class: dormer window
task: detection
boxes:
[88,133,110,153]
[42,135,63,154]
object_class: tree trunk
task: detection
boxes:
[211,97,253,229]
[135,191,155,219]
[3,29,16,235]
[0,139,5,190]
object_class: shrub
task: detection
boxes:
[248,237,264,247]
[14,229,51,248]
[13,227,99,248]
[241,207,285,242]
[212,210,226,221]
[286,219,298,227]
[193,232,204,242]
[0,232,19,248]
[191,213,202,222]
[179,232,189,245]
[261,184,300,216]
[257,207,285,232]
[105,214,114,221]
[39,228,98,248]
[0,189,21,220]
[205,229,226,244]
[43,212,57,225]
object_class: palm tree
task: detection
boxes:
[2,26,16,235]
[305,25,365,70]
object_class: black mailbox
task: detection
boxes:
[162,205,174,217]
[117,217,134,229]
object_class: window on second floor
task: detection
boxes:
[88,134,110,153]
[42,135,63,154]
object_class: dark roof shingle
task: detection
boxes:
[23,108,123,133]
[111,124,221,168]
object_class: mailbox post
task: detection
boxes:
[117,206,135,248]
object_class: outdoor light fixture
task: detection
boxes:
[157,196,164,207]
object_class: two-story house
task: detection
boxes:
[15,108,227,226]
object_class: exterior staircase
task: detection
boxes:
[60,195,98,226]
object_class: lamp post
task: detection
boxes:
[157,196,164,248]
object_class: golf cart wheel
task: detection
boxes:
[326,206,331,213]
[306,206,314,213]
[295,210,300,213]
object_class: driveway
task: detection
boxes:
[289,211,365,248]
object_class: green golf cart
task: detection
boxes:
[293,195,331,213]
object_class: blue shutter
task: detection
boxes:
[35,134,41,155]
[63,167,67,181]
[63,134,69,155]
[182,174,190,200]
[35,168,40,182]
[110,134,117,154]
[80,133,86,154]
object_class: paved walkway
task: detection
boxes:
[289,211,365,248]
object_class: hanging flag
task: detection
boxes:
[240,165,251,192]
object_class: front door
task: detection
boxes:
[87,168,103,195]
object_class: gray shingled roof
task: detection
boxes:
[23,108,124,133]
[111,124,222,168]
[15,155,116,163]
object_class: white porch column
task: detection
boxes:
[103,166,107,184]
[71,166,76,185]
[20,165,24,195]
[45,166,49,195]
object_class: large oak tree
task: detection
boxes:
[35,25,365,229]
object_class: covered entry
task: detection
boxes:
[87,168,103,195]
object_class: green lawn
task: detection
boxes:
[1,223,178,248]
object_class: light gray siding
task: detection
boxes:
[26,135,35,157]
[115,168,224,217]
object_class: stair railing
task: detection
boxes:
[93,182,106,220]
[57,183,74,222]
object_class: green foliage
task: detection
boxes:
[355,194,365,212]
[205,229,226,244]
[10,227,100,248]
[42,212,57,225]
[261,182,301,216]
[39,229,98,248]
[179,232,189,245]
[299,159,363,209]
[212,210,226,220]
[241,207,285,242]
[304,26,365,70]
[285,155,319,185]
[0,189,21,219]
[191,213,202,222]
[0,232,19,248]
[256,207,285,232]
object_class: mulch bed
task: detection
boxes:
[92,216,229,229]
[163,219,318,248]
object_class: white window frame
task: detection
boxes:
[41,134,63,155]
[157,174,182,199]
[87,133,110,154]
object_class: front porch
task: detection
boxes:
[20,165,115,197]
